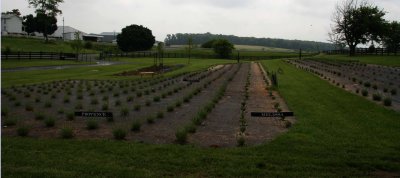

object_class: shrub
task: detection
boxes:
[44,101,52,108]
[361,89,368,97]
[63,96,70,103]
[3,118,17,126]
[237,136,245,147]
[115,100,121,106]
[383,97,392,106]
[86,120,99,130]
[372,93,382,101]
[44,117,55,127]
[14,101,21,107]
[35,113,45,120]
[58,109,64,114]
[145,100,151,106]
[167,105,175,112]
[102,103,108,111]
[35,97,41,103]
[185,123,197,133]
[17,126,30,136]
[134,104,141,111]
[153,96,161,102]
[60,127,74,139]
[127,96,134,102]
[91,98,99,105]
[383,88,388,93]
[66,112,75,121]
[391,89,397,95]
[364,82,371,88]
[175,101,182,108]
[113,128,126,140]
[136,92,143,97]
[75,103,83,110]
[372,84,378,90]
[146,116,155,124]
[120,107,129,117]
[131,121,141,132]
[25,104,34,111]
[175,128,187,144]
[157,111,164,119]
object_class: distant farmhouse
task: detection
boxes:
[99,32,120,43]
[1,13,25,35]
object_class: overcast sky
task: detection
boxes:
[2,0,400,42]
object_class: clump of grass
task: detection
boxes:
[372,93,382,101]
[113,128,126,140]
[25,104,34,111]
[35,113,45,120]
[120,107,129,117]
[157,111,164,119]
[145,100,151,106]
[44,117,55,127]
[391,89,397,95]
[60,127,74,139]
[185,123,197,133]
[127,96,134,102]
[75,103,83,110]
[146,116,155,124]
[86,119,99,130]
[134,104,141,111]
[383,97,392,106]
[175,100,182,108]
[167,105,175,112]
[91,98,99,105]
[102,103,108,111]
[361,89,368,97]
[175,128,187,144]
[115,100,121,106]
[131,121,142,132]
[237,136,245,147]
[44,101,52,108]
[66,112,75,121]
[4,118,17,126]
[17,126,30,137]
[153,96,161,102]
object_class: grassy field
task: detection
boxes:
[2,59,399,177]
[1,58,235,87]
[1,59,94,69]
[315,54,400,67]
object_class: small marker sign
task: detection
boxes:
[75,111,113,118]
[251,112,294,117]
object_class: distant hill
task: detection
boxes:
[164,32,334,52]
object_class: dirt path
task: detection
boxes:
[244,62,289,145]
[131,64,239,144]
[188,63,249,147]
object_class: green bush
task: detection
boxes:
[372,93,382,101]
[157,111,164,119]
[175,128,187,144]
[167,105,175,112]
[86,120,99,130]
[146,116,155,124]
[84,41,93,49]
[60,127,74,139]
[113,128,126,140]
[131,121,141,132]
[44,117,55,127]
[383,97,392,106]
[17,126,30,137]
[237,136,245,147]
[153,96,161,102]
[120,107,129,117]
[66,112,75,121]
[35,113,45,120]
[361,89,368,97]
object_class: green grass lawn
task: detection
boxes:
[2,59,399,177]
[315,54,400,67]
[1,58,235,87]
[1,59,95,69]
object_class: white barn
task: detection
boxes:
[1,13,24,35]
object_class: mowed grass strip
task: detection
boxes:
[1,59,94,69]
[2,59,400,177]
[315,54,400,67]
[1,58,234,87]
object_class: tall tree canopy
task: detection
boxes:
[26,0,63,41]
[117,24,155,52]
[213,39,234,59]
[329,0,386,55]
[383,21,400,52]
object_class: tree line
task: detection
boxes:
[164,32,334,51]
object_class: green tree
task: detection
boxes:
[117,24,155,52]
[22,14,36,35]
[383,21,400,53]
[5,9,21,16]
[213,39,234,59]
[201,39,217,48]
[330,0,386,56]
[27,0,63,42]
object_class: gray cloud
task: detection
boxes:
[2,0,399,42]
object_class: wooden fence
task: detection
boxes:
[1,52,99,61]
[323,48,399,55]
